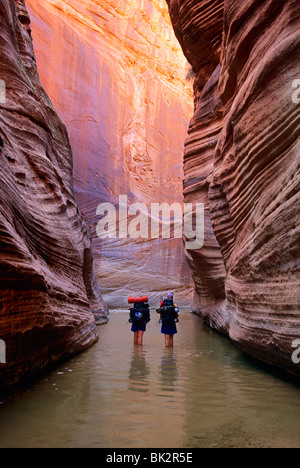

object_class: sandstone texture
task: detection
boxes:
[25,0,195,308]
[0,0,108,396]
[167,0,300,375]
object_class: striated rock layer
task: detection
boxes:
[167,0,300,375]
[25,0,194,308]
[0,0,108,396]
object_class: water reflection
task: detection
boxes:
[159,348,178,395]
[128,347,150,393]
[0,311,299,448]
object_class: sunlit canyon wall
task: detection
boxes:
[167,0,300,375]
[25,0,195,308]
[0,0,108,395]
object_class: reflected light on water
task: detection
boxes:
[0,311,299,448]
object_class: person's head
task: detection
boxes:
[167,293,173,300]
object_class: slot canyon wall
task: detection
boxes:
[0,0,108,396]
[167,0,300,375]
[25,0,195,308]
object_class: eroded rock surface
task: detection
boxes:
[25,0,195,307]
[167,0,300,375]
[0,0,108,395]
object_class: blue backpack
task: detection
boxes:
[130,303,150,324]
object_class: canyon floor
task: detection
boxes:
[0,0,299,422]
[0,311,299,448]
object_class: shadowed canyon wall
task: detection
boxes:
[25,0,195,308]
[0,0,108,395]
[167,0,300,375]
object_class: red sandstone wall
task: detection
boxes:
[25,0,195,307]
[0,0,108,395]
[167,0,300,375]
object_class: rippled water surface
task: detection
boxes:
[0,311,299,448]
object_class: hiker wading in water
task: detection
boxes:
[157,293,180,347]
[128,296,151,345]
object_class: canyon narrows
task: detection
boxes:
[0,0,299,400]
[25,0,195,308]
[167,0,300,376]
[0,0,108,396]
[0,0,194,395]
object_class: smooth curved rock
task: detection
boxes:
[168,0,300,375]
[0,0,108,396]
[25,0,195,308]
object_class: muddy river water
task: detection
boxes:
[0,311,299,448]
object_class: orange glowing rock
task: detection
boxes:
[26,0,195,307]
[0,0,108,397]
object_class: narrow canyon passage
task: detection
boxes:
[0,311,299,448]
[25,0,195,309]
[0,0,299,446]
[24,0,300,377]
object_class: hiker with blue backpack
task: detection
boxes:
[128,293,180,347]
[157,293,180,347]
[128,296,151,345]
